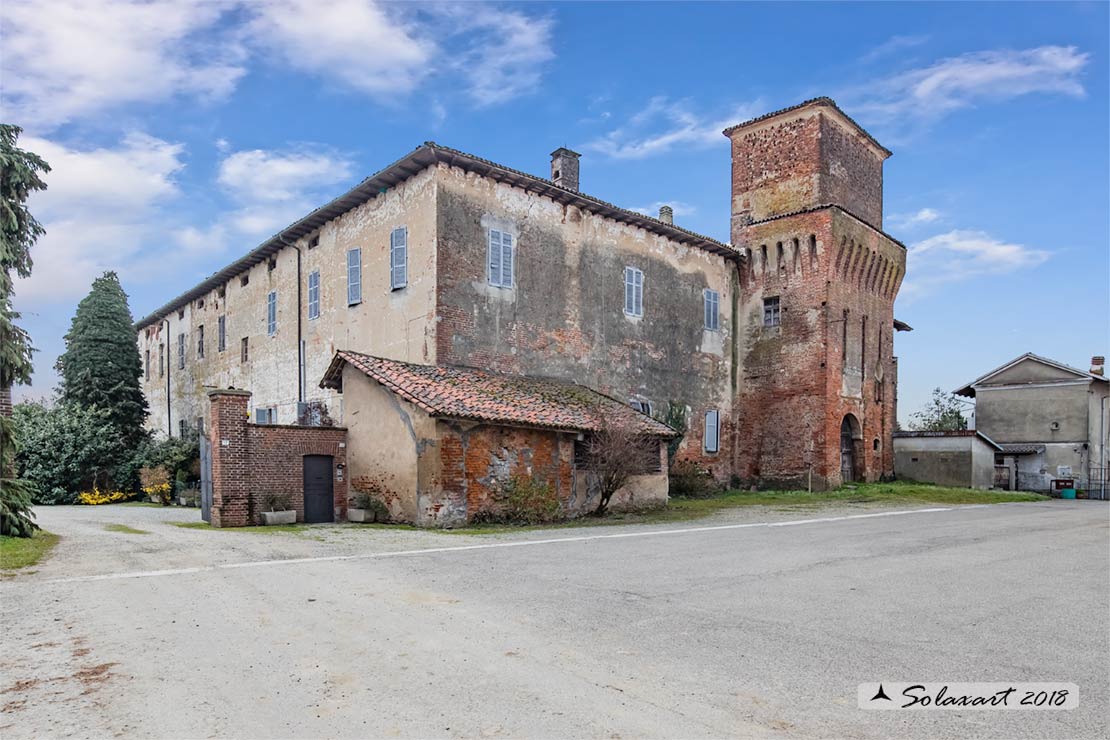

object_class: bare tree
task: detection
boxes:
[583,413,661,516]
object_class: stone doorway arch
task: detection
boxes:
[840,414,862,483]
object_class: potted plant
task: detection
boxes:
[261,493,296,525]
[348,492,389,523]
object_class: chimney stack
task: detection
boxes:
[550,148,580,192]
[658,205,674,224]
[1091,356,1105,376]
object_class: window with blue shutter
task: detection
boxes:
[704,289,720,330]
[347,248,362,305]
[307,271,320,319]
[624,267,643,317]
[390,227,408,290]
[266,291,277,335]
[217,315,226,352]
[487,229,513,288]
[704,409,720,453]
[178,333,185,368]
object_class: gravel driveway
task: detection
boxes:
[2,500,1107,739]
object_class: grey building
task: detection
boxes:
[893,431,1003,490]
[954,353,1109,497]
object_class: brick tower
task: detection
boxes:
[725,98,906,489]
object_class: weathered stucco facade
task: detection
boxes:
[137,97,911,522]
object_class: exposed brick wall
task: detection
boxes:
[433,422,573,523]
[731,207,903,489]
[727,104,886,231]
[207,390,348,527]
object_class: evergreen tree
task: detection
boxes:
[1,124,49,537]
[56,272,149,446]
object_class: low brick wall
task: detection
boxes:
[208,390,348,527]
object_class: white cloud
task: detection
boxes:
[0,0,243,131]
[860,34,929,64]
[216,147,355,236]
[14,133,187,304]
[900,229,1050,300]
[851,45,1089,127]
[244,0,553,106]
[438,4,555,106]
[244,0,434,97]
[585,97,764,159]
[889,207,941,230]
[631,201,697,218]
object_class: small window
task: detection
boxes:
[763,296,780,327]
[197,325,205,359]
[308,234,319,249]
[196,298,204,310]
[179,419,188,438]
[241,274,249,287]
[347,248,362,305]
[809,234,818,266]
[178,308,185,320]
[158,344,164,377]
[254,407,276,424]
[487,229,514,288]
[218,285,226,299]
[630,399,653,416]
[704,410,720,453]
[704,289,720,331]
[217,315,226,352]
[177,333,185,369]
[391,227,408,290]
[241,337,249,363]
[307,271,320,320]
[873,439,880,451]
[266,291,277,336]
[268,258,277,272]
[144,349,150,380]
[623,267,643,317]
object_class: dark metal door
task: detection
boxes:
[199,432,213,523]
[303,455,334,524]
[840,420,856,483]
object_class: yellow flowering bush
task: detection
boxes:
[77,488,133,505]
[141,482,172,505]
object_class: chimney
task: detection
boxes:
[1091,356,1105,376]
[550,148,580,192]
[658,205,674,224]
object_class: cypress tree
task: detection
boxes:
[56,272,148,445]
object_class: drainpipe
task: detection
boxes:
[162,317,172,437]
[278,236,304,407]
[1101,395,1107,499]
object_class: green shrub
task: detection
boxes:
[668,460,717,499]
[500,476,562,524]
[353,492,390,522]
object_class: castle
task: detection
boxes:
[136,98,908,524]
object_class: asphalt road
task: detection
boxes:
[1,500,1107,739]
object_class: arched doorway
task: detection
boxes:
[840,414,861,483]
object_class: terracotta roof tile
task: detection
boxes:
[322,351,677,437]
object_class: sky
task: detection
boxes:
[2,0,1108,425]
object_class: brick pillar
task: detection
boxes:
[208,389,252,528]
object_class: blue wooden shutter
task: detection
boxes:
[488,230,502,286]
[391,228,407,290]
[705,410,720,453]
[347,249,361,304]
[501,232,513,287]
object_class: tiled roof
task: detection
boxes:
[135,142,736,329]
[998,443,1046,455]
[894,430,1002,451]
[321,351,678,438]
[721,97,892,157]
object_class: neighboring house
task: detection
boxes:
[135,97,912,524]
[893,431,1003,490]
[954,354,1109,496]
